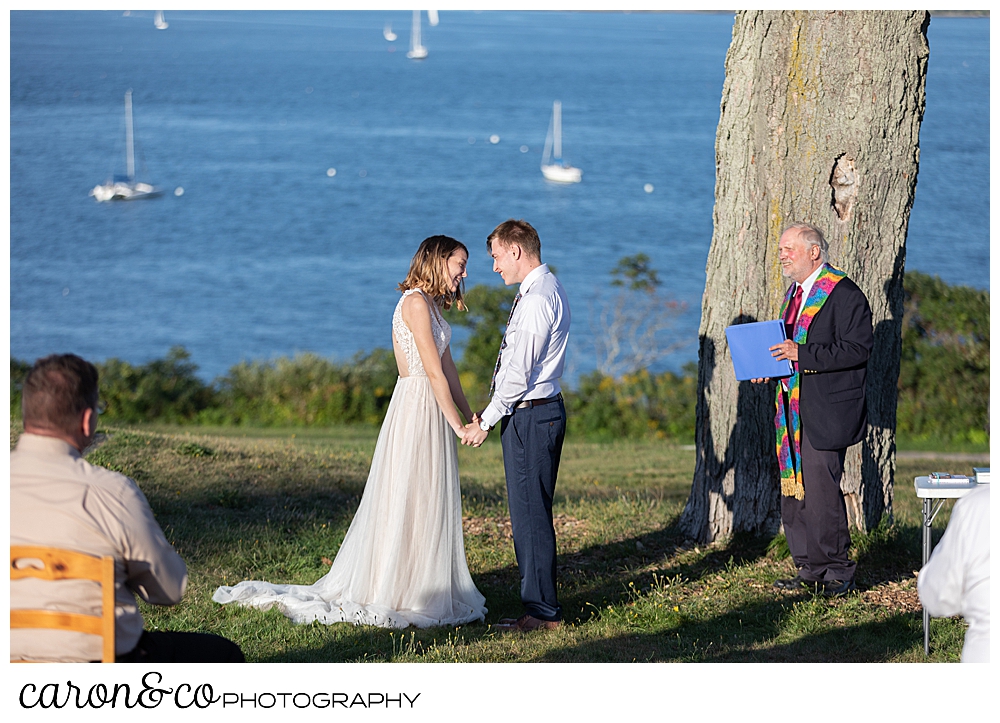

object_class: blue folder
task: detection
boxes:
[725,320,794,380]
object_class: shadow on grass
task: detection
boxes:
[534,603,922,663]
[243,593,925,663]
[251,619,421,663]
[852,518,926,587]
[443,524,783,628]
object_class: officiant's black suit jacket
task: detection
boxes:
[796,277,874,451]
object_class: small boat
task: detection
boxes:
[154,11,168,30]
[407,10,427,59]
[90,90,163,202]
[383,23,397,41]
[541,100,582,183]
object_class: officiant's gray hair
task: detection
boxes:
[784,222,829,263]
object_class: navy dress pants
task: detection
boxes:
[500,399,566,622]
[780,425,856,583]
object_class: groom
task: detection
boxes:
[463,219,571,632]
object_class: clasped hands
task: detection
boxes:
[750,340,798,384]
[457,412,489,448]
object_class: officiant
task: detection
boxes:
[756,223,873,597]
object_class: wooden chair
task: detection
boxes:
[11,546,116,663]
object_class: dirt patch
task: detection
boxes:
[463,513,587,541]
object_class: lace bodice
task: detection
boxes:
[392,289,451,376]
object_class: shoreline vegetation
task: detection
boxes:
[9,271,989,451]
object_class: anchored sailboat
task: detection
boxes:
[407,10,427,59]
[90,90,163,202]
[541,100,582,183]
[383,23,397,41]
[154,11,168,30]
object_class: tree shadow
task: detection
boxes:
[680,319,783,544]
[531,600,921,663]
[852,520,924,586]
[859,241,909,521]
[498,522,778,626]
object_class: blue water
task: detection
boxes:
[9,11,990,381]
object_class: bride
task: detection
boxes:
[213,236,487,628]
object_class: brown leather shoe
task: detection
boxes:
[494,614,560,632]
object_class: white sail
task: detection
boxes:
[541,100,582,183]
[383,23,397,41]
[90,90,163,202]
[154,11,168,30]
[553,100,563,159]
[407,10,427,59]
[125,89,135,181]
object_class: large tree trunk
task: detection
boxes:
[680,10,929,543]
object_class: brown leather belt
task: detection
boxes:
[516,394,563,409]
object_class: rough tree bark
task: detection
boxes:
[680,10,929,543]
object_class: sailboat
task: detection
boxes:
[407,10,427,59]
[383,23,397,41]
[541,100,582,183]
[154,11,168,30]
[90,90,163,202]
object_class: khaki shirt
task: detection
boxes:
[10,433,187,662]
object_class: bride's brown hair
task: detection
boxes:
[397,235,469,311]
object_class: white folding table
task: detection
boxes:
[913,475,980,655]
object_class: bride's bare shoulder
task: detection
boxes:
[401,289,432,324]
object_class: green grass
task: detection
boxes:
[895,435,990,454]
[11,420,976,663]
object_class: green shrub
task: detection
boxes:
[98,347,217,423]
[211,349,398,426]
[896,272,989,444]
[9,347,216,424]
[567,364,697,440]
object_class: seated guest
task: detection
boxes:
[11,354,244,663]
[918,483,990,663]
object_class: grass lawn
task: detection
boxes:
[11,421,978,663]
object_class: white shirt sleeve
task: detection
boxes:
[482,330,548,428]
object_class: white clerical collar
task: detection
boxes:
[519,263,549,295]
[798,263,825,300]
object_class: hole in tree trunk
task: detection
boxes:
[830,154,858,221]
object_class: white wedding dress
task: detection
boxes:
[213,290,487,628]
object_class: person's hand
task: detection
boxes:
[463,423,489,448]
[472,410,484,424]
[454,424,468,442]
[750,377,770,384]
[769,339,799,363]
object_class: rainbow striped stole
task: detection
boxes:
[775,264,847,499]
